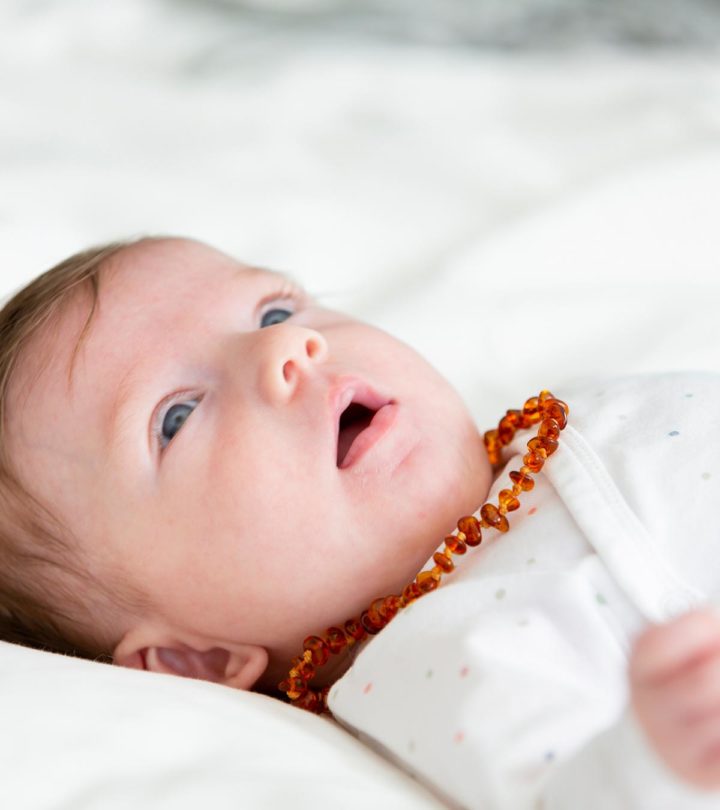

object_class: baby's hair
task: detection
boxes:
[0,238,153,663]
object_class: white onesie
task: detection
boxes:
[329,372,720,810]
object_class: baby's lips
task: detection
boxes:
[328,375,393,457]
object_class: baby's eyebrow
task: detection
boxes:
[252,265,308,295]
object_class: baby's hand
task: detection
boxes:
[629,608,720,790]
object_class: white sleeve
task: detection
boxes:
[542,706,720,810]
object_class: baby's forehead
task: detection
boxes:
[11,239,275,406]
[106,237,272,287]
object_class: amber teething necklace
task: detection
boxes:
[278,390,569,714]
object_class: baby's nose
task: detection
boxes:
[258,325,328,403]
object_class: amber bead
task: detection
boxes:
[385,595,403,619]
[522,396,541,422]
[416,570,440,594]
[498,417,516,445]
[445,533,467,555]
[538,417,561,441]
[504,408,523,427]
[538,390,554,403]
[296,661,316,682]
[509,469,534,492]
[293,689,322,713]
[433,551,455,573]
[480,503,510,532]
[368,595,401,626]
[483,428,502,465]
[526,438,549,459]
[542,399,568,429]
[325,626,348,655]
[361,610,382,635]
[368,597,386,628]
[523,451,545,473]
[344,618,366,642]
[457,515,482,546]
[402,581,422,603]
[282,676,307,696]
[498,489,520,512]
[303,636,330,666]
[537,435,559,456]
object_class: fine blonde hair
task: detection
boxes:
[0,239,152,662]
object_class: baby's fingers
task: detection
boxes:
[629,609,720,789]
[630,609,720,687]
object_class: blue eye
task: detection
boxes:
[260,307,293,328]
[159,400,199,449]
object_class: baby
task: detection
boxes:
[0,236,719,809]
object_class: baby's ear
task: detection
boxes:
[113,631,268,691]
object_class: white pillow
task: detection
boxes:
[0,640,444,809]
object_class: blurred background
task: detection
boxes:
[2,0,720,417]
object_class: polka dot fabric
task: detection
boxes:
[329,373,720,809]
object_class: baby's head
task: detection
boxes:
[0,237,491,693]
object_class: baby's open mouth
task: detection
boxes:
[336,402,376,467]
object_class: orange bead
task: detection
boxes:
[445,533,467,555]
[296,661,316,682]
[504,408,523,427]
[367,595,401,627]
[325,626,348,654]
[457,515,482,546]
[538,389,554,403]
[344,618,366,642]
[368,597,387,628]
[526,437,549,459]
[402,581,422,604]
[522,396,541,422]
[361,610,382,635]
[480,503,510,532]
[293,689,322,713]
[537,435,559,455]
[538,417,561,440]
[509,469,534,491]
[303,635,330,666]
[542,399,568,429]
[282,676,307,696]
[498,416,515,445]
[383,595,402,621]
[498,489,520,512]
[416,570,440,594]
[433,551,455,572]
[483,428,500,449]
[523,451,545,473]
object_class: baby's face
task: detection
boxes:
[8,238,491,689]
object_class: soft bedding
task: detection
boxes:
[2,2,720,808]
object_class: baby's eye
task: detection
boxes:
[158,399,199,450]
[260,306,294,328]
